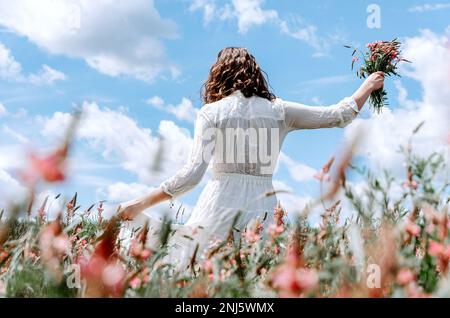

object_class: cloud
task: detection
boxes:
[343,28,450,177]
[0,41,21,80]
[146,96,198,122]
[103,182,154,203]
[27,64,66,85]
[39,101,194,185]
[0,169,28,206]
[0,102,6,117]
[30,190,66,220]
[222,0,279,34]
[190,0,279,33]
[279,20,346,58]
[189,0,217,25]
[0,41,66,85]
[0,0,178,83]
[409,3,450,12]
[278,152,316,183]
[2,125,29,144]
[272,179,314,217]
[99,181,193,223]
[189,0,340,57]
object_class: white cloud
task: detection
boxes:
[0,102,6,117]
[0,0,178,83]
[190,0,279,33]
[279,20,344,58]
[278,152,316,183]
[0,41,65,85]
[28,64,66,85]
[146,96,198,122]
[2,125,29,144]
[100,181,193,223]
[0,41,21,80]
[223,0,279,34]
[409,3,450,12]
[146,96,164,108]
[104,182,154,203]
[30,190,66,220]
[0,145,26,171]
[272,179,314,217]
[189,0,343,57]
[344,28,450,177]
[189,0,217,25]
[39,101,194,185]
[0,169,28,206]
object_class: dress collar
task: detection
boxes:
[230,90,244,98]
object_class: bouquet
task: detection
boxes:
[345,39,411,113]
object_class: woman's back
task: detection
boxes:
[201,89,286,177]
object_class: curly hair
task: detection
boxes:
[202,47,276,104]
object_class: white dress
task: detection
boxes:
[123,90,359,271]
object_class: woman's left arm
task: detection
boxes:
[118,110,215,220]
[282,72,385,130]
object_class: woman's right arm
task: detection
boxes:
[282,72,385,130]
[118,110,215,220]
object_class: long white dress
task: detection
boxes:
[123,90,359,271]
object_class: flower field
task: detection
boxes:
[0,120,449,298]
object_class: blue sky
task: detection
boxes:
[0,0,449,221]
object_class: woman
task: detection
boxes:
[118,47,385,271]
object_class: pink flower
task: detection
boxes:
[22,147,68,184]
[406,222,421,237]
[101,263,126,297]
[129,277,142,289]
[444,246,450,260]
[244,220,263,243]
[202,260,214,273]
[428,241,445,257]
[130,240,142,258]
[313,171,331,182]
[396,269,415,286]
[274,246,281,254]
[352,56,359,63]
[273,204,287,226]
[0,280,5,295]
[271,266,318,297]
[52,236,69,255]
[140,249,152,260]
[271,266,298,293]
[244,230,260,243]
[268,224,284,238]
[403,180,418,190]
[296,269,319,292]
[97,202,104,215]
[314,157,335,182]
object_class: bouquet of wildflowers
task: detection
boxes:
[346,39,410,113]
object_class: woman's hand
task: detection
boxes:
[364,71,385,91]
[118,199,146,221]
[351,71,386,110]
[117,188,172,221]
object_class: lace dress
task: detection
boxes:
[122,90,359,271]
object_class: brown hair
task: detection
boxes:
[202,47,276,104]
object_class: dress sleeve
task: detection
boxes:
[280,97,360,130]
[159,110,215,199]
